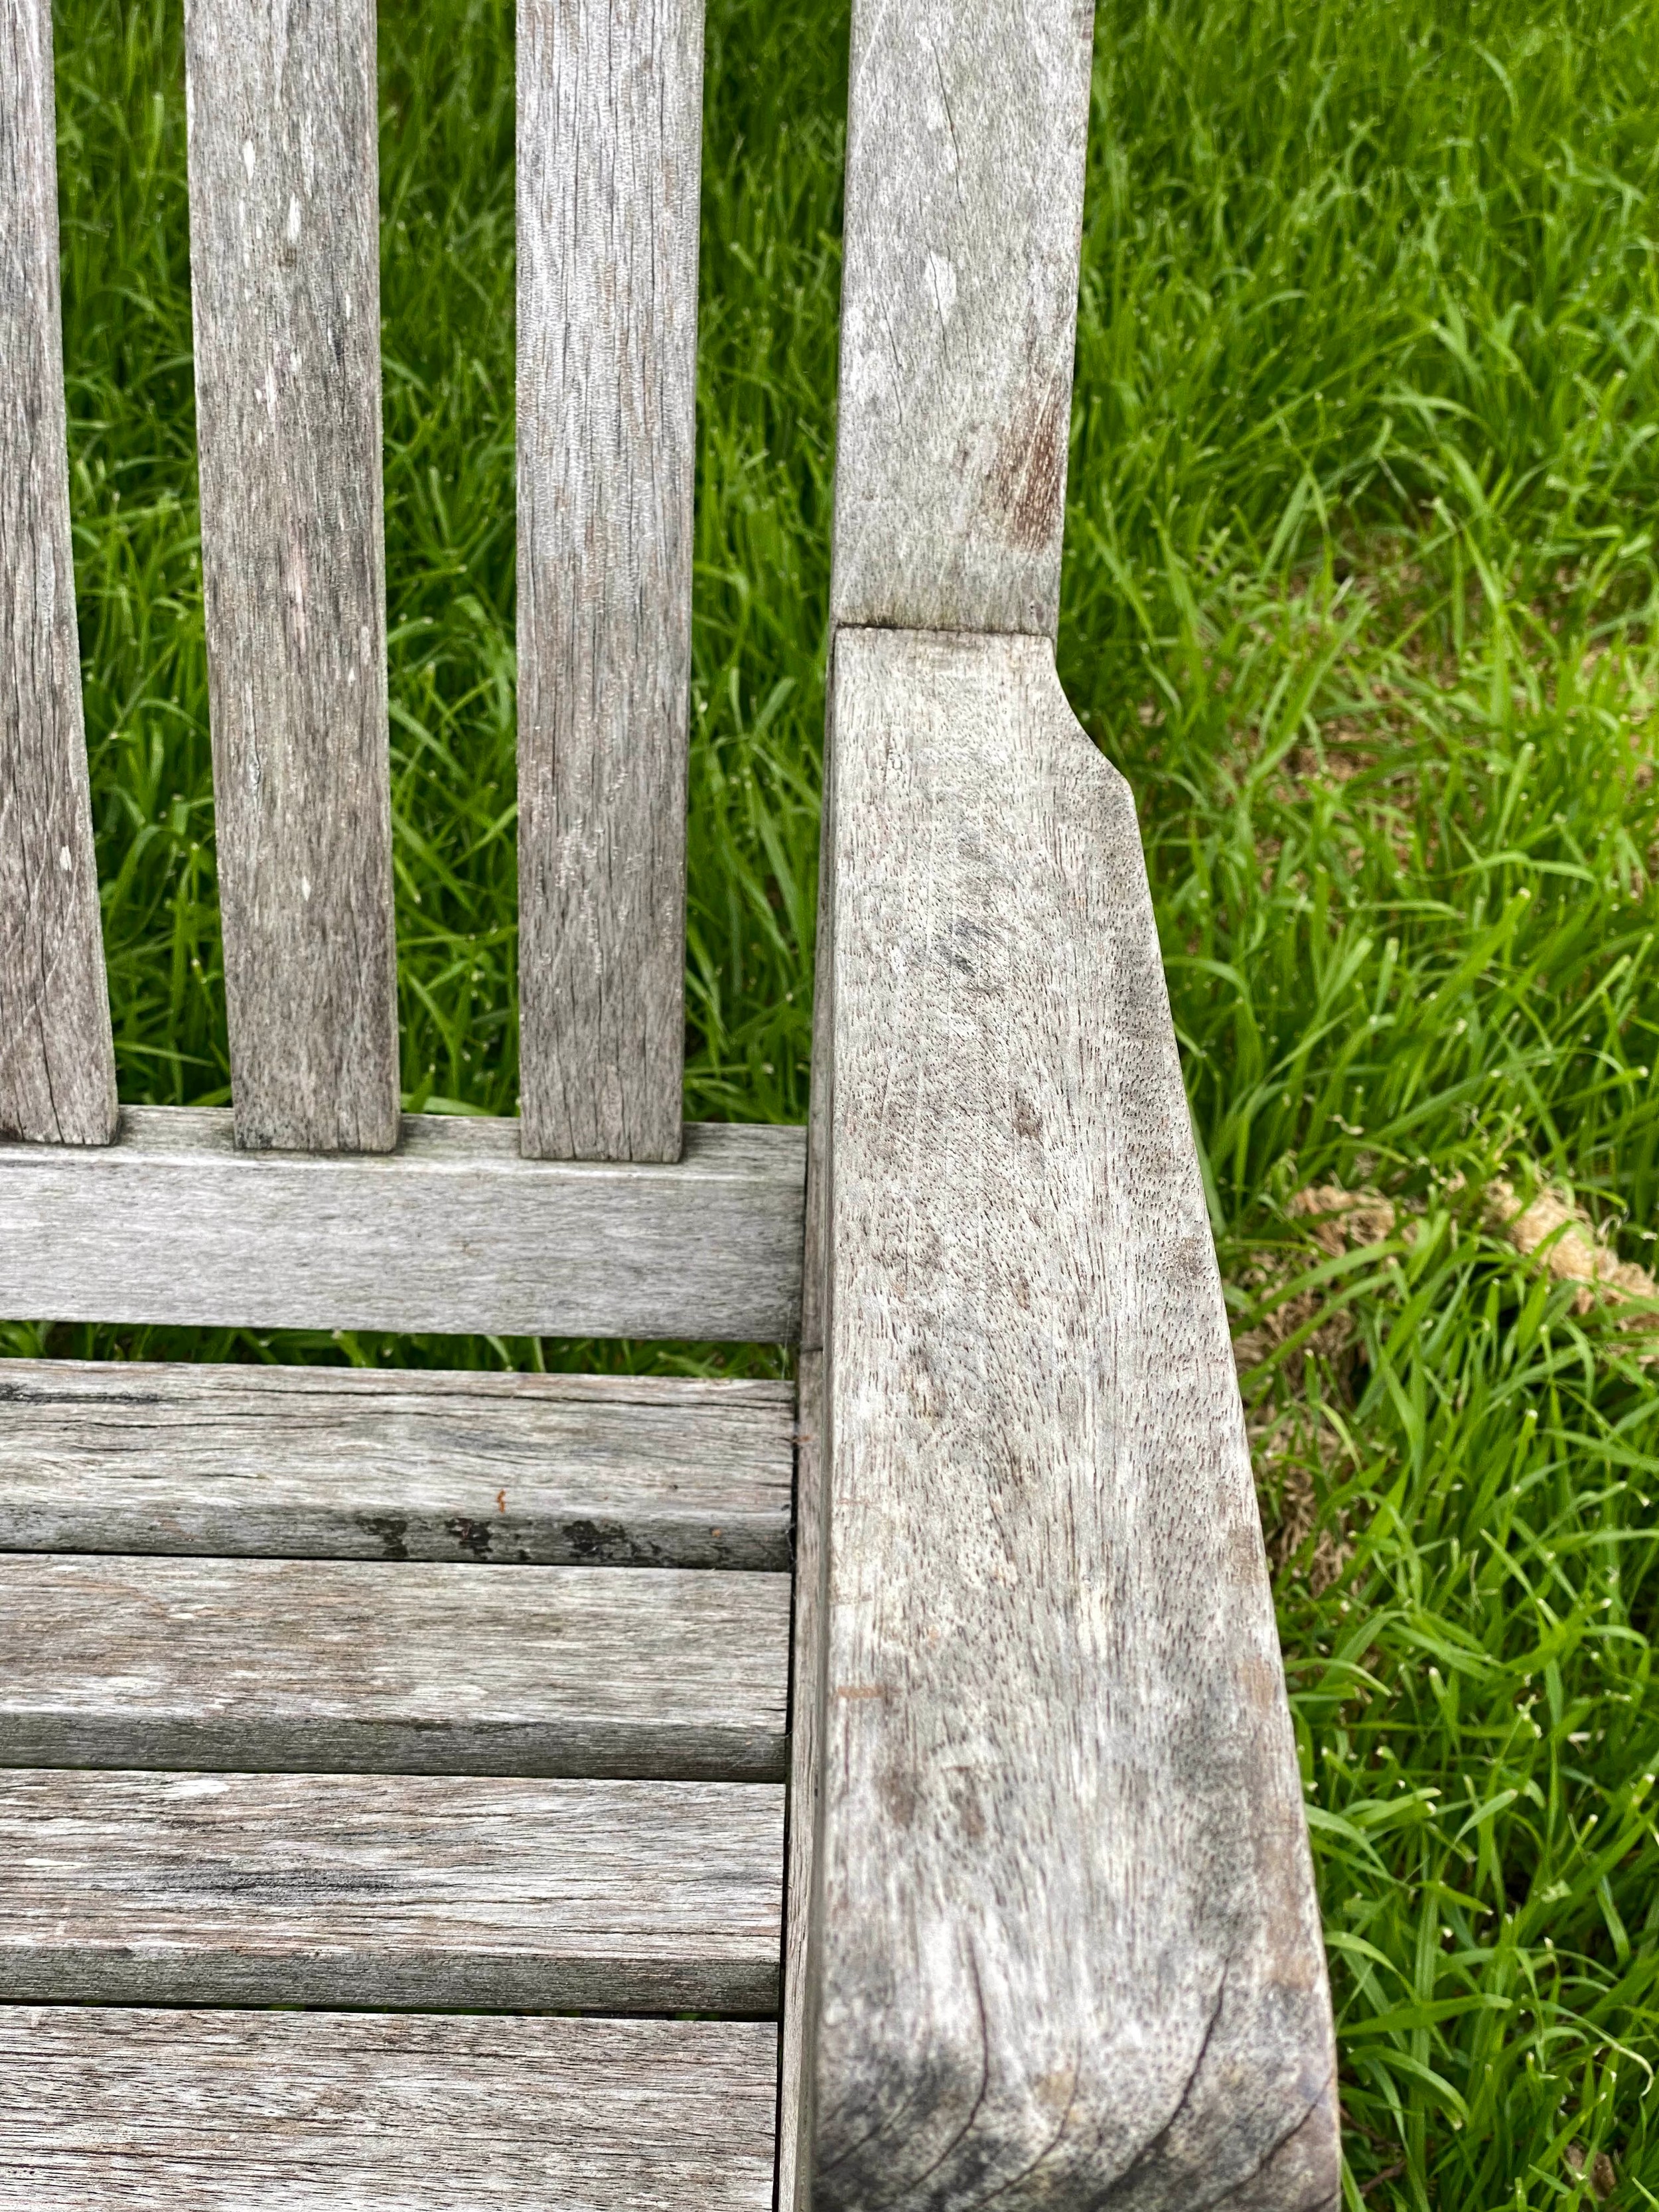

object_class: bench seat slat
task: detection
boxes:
[0,1553,789,1779]
[0,1771,782,2012]
[0,2010,778,2211]
[0,0,117,1147]
[0,1106,806,1340]
[184,0,400,1153]
[0,1360,793,1568]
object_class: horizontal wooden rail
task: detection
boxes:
[0,1108,805,1340]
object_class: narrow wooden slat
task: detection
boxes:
[0,1553,789,1778]
[516,0,706,1162]
[776,779,834,2210]
[805,628,1338,2209]
[0,0,117,1145]
[185,0,399,1153]
[0,2011,779,2211]
[828,0,1095,636]
[778,1345,823,2212]
[0,1360,793,1567]
[0,1771,782,2011]
[0,1107,806,1339]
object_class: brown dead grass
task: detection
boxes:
[1484,1179,1659,1339]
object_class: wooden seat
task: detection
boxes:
[0,0,1339,2202]
[0,1360,788,2197]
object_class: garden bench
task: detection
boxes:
[0,0,1340,2202]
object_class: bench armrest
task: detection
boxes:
[785,628,1338,2211]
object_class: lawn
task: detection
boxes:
[15,0,1659,2199]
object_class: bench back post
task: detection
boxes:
[782,6,1340,2206]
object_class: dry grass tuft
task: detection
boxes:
[1484,1178,1659,1323]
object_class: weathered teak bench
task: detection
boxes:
[0,0,1339,2202]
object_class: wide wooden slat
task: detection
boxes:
[0,1552,788,1777]
[828,0,1095,636]
[0,1360,793,1567]
[185,0,399,1153]
[0,0,117,1146]
[517,0,705,1163]
[0,1770,782,2011]
[804,628,1338,2209]
[0,2011,779,2211]
[0,1106,806,1339]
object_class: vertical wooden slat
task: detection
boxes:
[0,0,117,1146]
[516,0,705,1163]
[185,0,399,1154]
[776,666,835,2211]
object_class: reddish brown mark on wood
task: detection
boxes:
[987,380,1068,554]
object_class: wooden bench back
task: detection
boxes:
[2,0,701,1167]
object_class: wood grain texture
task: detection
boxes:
[516,0,705,1162]
[0,1359,793,1567]
[185,0,399,1153]
[828,0,1096,637]
[777,730,835,2209]
[0,0,117,1146]
[778,1346,824,2212]
[0,2010,779,2211]
[0,1552,789,1778]
[805,628,1338,2211]
[0,1770,782,2011]
[0,1107,806,1339]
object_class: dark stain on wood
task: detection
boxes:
[987,378,1068,555]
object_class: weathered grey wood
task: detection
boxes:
[828,0,1096,638]
[777,733,835,2210]
[0,1359,793,1567]
[0,1552,788,1778]
[0,1770,782,2011]
[803,627,1338,2210]
[0,0,117,1147]
[516,0,705,1163]
[0,2010,779,2211]
[778,1346,824,2212]
[0,1107,806,1339]
[185,0,399,1153]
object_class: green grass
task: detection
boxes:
[14,0,1659,2198]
